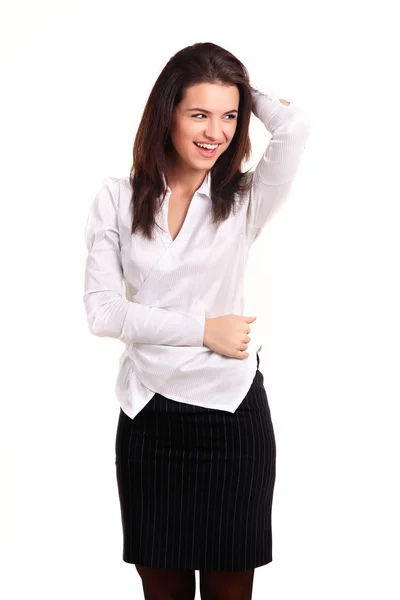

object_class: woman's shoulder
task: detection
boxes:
[100,174,132,208]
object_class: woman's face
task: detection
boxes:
[168,82,240,174]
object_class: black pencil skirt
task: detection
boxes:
[114,354,276,572]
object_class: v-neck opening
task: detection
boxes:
[162,191,196,246]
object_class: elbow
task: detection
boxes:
[84,305,108,338]
[83,294,122,339]
[86,314,109,338]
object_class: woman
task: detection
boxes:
[83,42,310,600]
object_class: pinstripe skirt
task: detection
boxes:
[114,354,276,572]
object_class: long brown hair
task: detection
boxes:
[129,42,254,240]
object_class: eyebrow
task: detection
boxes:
[186,108,239,114]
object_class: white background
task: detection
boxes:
[1,1,399,598]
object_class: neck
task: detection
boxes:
[165,158,208,196]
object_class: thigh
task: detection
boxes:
[200,568,255,600]
[135,565,196,600]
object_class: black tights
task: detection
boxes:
[135,564,255,600]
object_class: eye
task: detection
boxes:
[192,114,237,120]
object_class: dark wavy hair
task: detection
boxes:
[129,42,254,240]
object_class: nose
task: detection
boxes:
[204,118,223,142]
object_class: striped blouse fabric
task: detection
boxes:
[83,88,311,420]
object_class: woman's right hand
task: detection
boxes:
[203,314,257,359]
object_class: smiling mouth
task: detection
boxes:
[194,142,220,148]
[193,143,220,158]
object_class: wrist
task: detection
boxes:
[203,317,212,347]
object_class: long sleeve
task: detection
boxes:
[246,87,311,243]
[83,177,205,346]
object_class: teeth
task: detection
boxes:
[195,142,218,149]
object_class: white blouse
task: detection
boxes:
[83,89,311,420]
